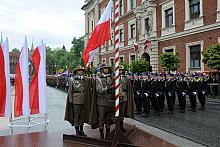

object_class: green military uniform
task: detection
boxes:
[96,70,114,139]
[119,65,134,132]
[64,65,90,136]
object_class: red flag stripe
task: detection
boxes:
[29,47,41,114]
[14,62,24,117]
[0,45,6,117]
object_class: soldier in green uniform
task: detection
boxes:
[118,65,135,132]
[96,63,114,139]
[64,65,88,136]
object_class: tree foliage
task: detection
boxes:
[130,59,149,73]
[160,52,180,72]
[202,43,220,72]
[12,48,20,52]
[46,37,84,74]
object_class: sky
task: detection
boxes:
[0,0,85,51]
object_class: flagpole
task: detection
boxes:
[114,0,120,117]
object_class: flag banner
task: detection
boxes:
[14,37,30,117]
[133,41,139,52]
[82,0,112,68]
[0,38,11,117]
[29,40,46,114]
[144,39,151,50]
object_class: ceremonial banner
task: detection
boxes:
[82,0,112,68]
[29,40,46,114]
[14,37,30,117]
[0,38,11,117]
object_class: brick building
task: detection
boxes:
[9,51,20,74]
[82,0,220,72]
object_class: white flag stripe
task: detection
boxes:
[97,0,112,25]
[88,48,97,64]
[20,36,30,117]
[38,40,46,113]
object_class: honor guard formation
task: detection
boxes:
[46,64,219,139]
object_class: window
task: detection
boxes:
[120,57,124,64]
[165,8,173,28]
[165,49,174,53]
[130,0,135,10]
[145,18,150,33]
[189,0,200,19]
[119,29,124,42]
[110,58,114,66]
[130,55,135,63]
[119,0,123,16]
[190,45,201,68]
[130,24,135,38]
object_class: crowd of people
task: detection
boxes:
[46,64,219,139]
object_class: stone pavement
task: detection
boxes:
[0,86,216,147]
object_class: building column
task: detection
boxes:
[185,0,189,21]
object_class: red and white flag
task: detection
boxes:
[0,38,11,117]
[82,0,112,69]
[29,40,46,114]
[14,37,30,117]
[144,39,151,50]
[133,41,139,52]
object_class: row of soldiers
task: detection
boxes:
[129,73,207,117]
[46,75,69,91]
[64,64,134,139]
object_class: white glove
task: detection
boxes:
[144,93,149,97]
[202,91,205,95]
[193,92,197,95]
[156,93,159,97]
[168,92,172,96]
[182,92,185,96]
[137,91,140,95]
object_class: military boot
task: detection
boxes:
[120,121,126,133]
[79,124,87,137]
[75,126,80,136]
[105,127,110,139]
[99,128,104,139]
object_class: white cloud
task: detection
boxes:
[0,0,85,50]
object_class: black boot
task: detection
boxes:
[75,126,80,136]
[120,121,126,133]
[105,127,110,139]
[80,124,87,137]
[99,128,104,139]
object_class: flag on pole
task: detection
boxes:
[144,39,151,50]
[82,0,112,69]
[29,40,46,114]
[0,38,11,117]
[14,37,30,117]
[133,41,139,52]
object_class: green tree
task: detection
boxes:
[70,37,84,66]
[160,52,180,72]
[12,48,20,52]
[202,43,220,72]
[130,59,149,73]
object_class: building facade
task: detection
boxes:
[82,0,220,73]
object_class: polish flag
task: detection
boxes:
[144,39,151,50]
[82,0,112,69]
[0,38,11,117]
[29,40,46,114]
[14,37,30,117]
[133,41,139,52]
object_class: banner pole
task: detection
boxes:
[114,0,120,117]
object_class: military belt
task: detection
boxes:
[73,91,84,93]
